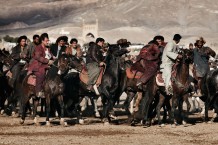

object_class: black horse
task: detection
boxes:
[97,45,129,124]
[0,49,24,116]
[202,69,218,122]
[72,44,129,124]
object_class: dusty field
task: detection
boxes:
[0,109,218,145]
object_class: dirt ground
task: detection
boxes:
[0,107,218,145]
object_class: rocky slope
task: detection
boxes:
[0,0,217,49]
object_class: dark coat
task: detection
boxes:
[193,46,216,77]
[86,44,104,64]
[50,44,66,58]
[131,44,161,84]
[11,44,28,63]
[28,44,49,72]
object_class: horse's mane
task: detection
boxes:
[46,59,59,80]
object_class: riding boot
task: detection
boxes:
[8,78,15,88]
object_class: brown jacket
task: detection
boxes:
[65,45,82,58]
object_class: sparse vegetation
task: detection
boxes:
[3,35,19,43]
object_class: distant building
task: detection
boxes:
[59,28,70,35]
[82,19,99,43]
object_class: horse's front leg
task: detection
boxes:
[182,94,190,125]
[142,91,154,127]
[57,95,66,126]
[204,94,211,122]
[171,94,177,127]
[45,94,51,126]
[19,96,28,125]
[33,97,40,125]
[124,91,135,115]
[156,93,165,126]
[90,96,100,118]
[40,98,45,116]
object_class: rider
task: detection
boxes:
[193,37,216,96]
[28,33,54,98]
[133,40,161,89]
[86,38,105,91]
[153,35,167,59]
[65,38,83,58]
[9,35,28,87]
[50,36,67,59]
[27,34,40,59]
[160,34,182,95]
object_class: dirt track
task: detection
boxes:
[0,111,218,145]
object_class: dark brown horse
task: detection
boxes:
[0,49,26,116]
[19,54,73,126]
[171,49,193,126]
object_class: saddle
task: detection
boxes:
[79,67,105,86]
[126,68,143,79]
[27,74,36,86]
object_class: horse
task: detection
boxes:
[170,49,193,126]
[0,49,24,116]
[202,69,218,123]
[19,54,73,126]
[97,45,129,124]
[119,56,171,127]
[74,44,129,124]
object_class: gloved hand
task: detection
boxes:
[48,60,54,65]
[177,54,183,59]
[99,62,106,66]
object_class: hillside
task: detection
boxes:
[0,0,217,49]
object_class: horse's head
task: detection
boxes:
[69,56,84,72]
[178,49,193,64]
[57,54,71,75]
[106,44,130,71]
[0,49,13,71]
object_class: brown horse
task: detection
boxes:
[171,49,193,126]
[19,54,73,126]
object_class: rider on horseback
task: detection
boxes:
[160,34,183,95]
[193,37,216,96]
[133,40,161,90]
[28,33,54,98]
[86,38,105,91]
[9,35,28,87]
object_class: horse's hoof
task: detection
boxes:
[104,121,110,126]
[182,120,187,125]
[79,119,84,125]
[81,106,87,112]
[20,119,24,125]
[130,120,136,126]
[109,114,117,120]
[11,111,16,117]
[60,118,66,126]
[208,120,214,124]
[95,112,101,118]
[34,117,40,126]
[159,124,165,127]
[0,110,4,115]
[171,124,176,128]
[46,121,51,126]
